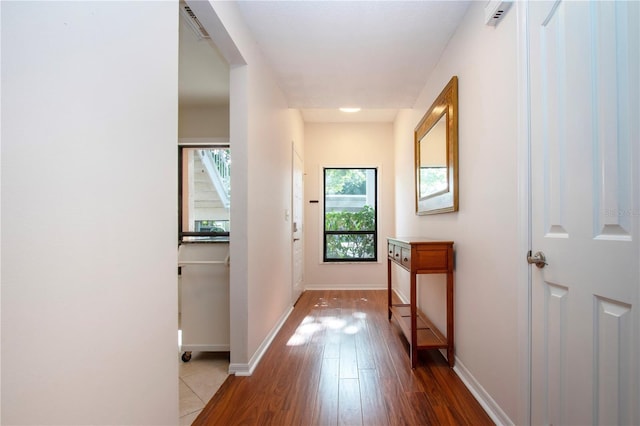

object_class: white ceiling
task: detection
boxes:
[179,1,471,122]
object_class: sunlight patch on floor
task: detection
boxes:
[287,303,369,346]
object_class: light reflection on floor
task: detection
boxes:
[287,297,369,346]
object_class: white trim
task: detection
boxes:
[317,261,385,266]
[515,2,532,425]
[178,137,229,146]
[392,283,515,424]
[394,286,514,424]
[178,259,229,266]
[227,362,251,376]
[228,305,294,376]
[224,282,516,426]
[386,283,513,424]
[318,164,384,264]
[454,358,515,426]
[392,287,409,304]
[304,284,386,291]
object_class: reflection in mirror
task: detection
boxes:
[419,113,448,199]
[414,76,458,215]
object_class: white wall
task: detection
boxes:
[179,105,230,138]
[245,73,304,362]
[192,1,305,372]
[394,2,519,423]
[304,123,395,288]
[1,2,179,425]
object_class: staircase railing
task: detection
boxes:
[198,149,230,208]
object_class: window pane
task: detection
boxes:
[325,205,375,231]
[323,167,377,262]
[324,168,376,231]
[180,147,230,236]
[325,233,375,260]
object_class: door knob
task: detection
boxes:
[527,250,547,268]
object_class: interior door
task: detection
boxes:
[528,1,639,425]
[292,146,304,303]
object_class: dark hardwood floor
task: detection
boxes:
[193,290,494,425]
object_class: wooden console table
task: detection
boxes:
[387,237,454,368]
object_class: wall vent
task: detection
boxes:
[484,0,512,27]
[180,3,210,40]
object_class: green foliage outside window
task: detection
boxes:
[325,204,375,231]
[325,205,375,259]
[325,169,366,195]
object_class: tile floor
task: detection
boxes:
[179,351,229,425]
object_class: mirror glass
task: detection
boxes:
[415,76,458,215]
[418,113,448,199]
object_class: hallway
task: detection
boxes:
[193,290,493,425]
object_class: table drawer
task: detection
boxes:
[393,244,402,263]
[401,247,411,269]
[387,242,395,259]
[414,247,449,271]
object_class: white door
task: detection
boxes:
[292,146,304,303]
[528,1,639,425]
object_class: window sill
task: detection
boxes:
[180,236,230,244]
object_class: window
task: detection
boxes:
[323,167,377,262]
[179,145,230,241]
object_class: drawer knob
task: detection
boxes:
[404,258,408,262]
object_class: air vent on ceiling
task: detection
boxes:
[484,0,512,27]
[180,3,210,40]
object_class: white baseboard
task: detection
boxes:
[392,288,408,304]
[393,289,510,423]
[228,305,294,376]
[453,358,514,426]
[304,284,387,290]
[228,362,250,376]
[228,288,513,426]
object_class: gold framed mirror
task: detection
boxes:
[415,76,458,215]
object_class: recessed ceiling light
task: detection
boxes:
[339,107,361,113]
